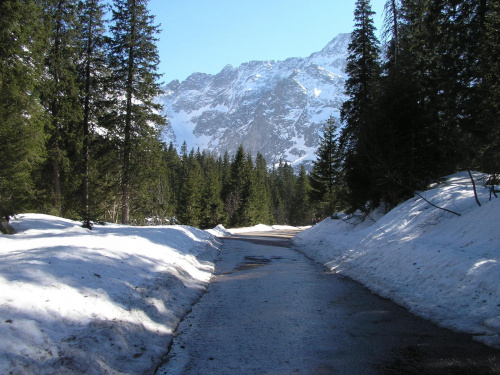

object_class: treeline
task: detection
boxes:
[339,0,500,213]
[155,142,323,229]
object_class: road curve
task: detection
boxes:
[155,230,499,374]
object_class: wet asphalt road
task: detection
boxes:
[155,230,499,374]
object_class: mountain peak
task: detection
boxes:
[318,33,351,55]
[160,33,349,166]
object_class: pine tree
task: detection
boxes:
[234,153,258,227]
[0,0,46,222]
[177,149,202,226]
[310,116,344,216]
[220,150,232,210]
[199,152,225,229]
[341,0,381,147]
[163,142,181,219]
[40,0,83,216]
[450,0,499,173]
[382,0,401,67]
[253,152,274,225]
[469,1,500,173]
[367,0,443,207]
[279,160,296,224]
[340,0,381,212]
[269,165,286,224]
[108,0,165,224]
[225,145,243,226]
[119,130,166,222]
[77,0,108,228]
[291,165,312,226]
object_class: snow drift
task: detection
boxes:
[0,215,221,374]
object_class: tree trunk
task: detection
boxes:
[121,0,136,225]
[82,10,93,229]
[53,156,62,216]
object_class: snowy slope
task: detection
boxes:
[0,215,221,375]
[293,171,500,349]
[158,33,350,166]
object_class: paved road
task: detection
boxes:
[155,230,499,374]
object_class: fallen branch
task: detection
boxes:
[413,190,461,217]
[467,169,481,207]
[389,174,462,217]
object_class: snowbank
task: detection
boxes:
[205,224,231,237]
[294,171,500,348]
[0,214,221,374]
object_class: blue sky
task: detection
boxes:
[147,0,388,84]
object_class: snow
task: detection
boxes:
[0,215,221,374]
[205,224,231,237]
[1,171,499,374]
[293,171,500,349]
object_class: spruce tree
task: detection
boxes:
[108,0,165,224]
[310,116,344,216]
[116,129,166,223]
[163,142,181,219]
[291,165,312,226]
[382,0,401,68]
[177,149,202,226]
[366,0,444,207]
[77,0,108,228]
[269,165,286,224]
[199,152,225,228]
[340,0,381,212]
[220,150,232,210]
[278,160,296,224]
[341,0,381,146]
[234,153,258,227]
[453,0,499,173]
[225,145,243,226]
[253,152,274,225]
[40,0,83,216]
[0,0,46,222]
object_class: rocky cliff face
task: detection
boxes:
[158,33,350,166]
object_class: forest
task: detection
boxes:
[1,0,499,232]
[340,0,500,213]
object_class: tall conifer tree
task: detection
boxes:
[77,0,108,228]
[108,0,165,224]
[41,0,82,216]
[291,165,312,226]
[310,116,344,216]
[253,152,273,225]
[0,0,46,222]
[199,152,225,228]
[177,149,202,226]
[340,0,381,211]
[481,0,500,168]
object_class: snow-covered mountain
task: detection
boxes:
[158,33,350,166]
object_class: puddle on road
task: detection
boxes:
[234,256,270,272]
[216,255,285,276]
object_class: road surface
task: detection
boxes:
[155,230,499,374]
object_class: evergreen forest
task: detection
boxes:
[1,0,499,232]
